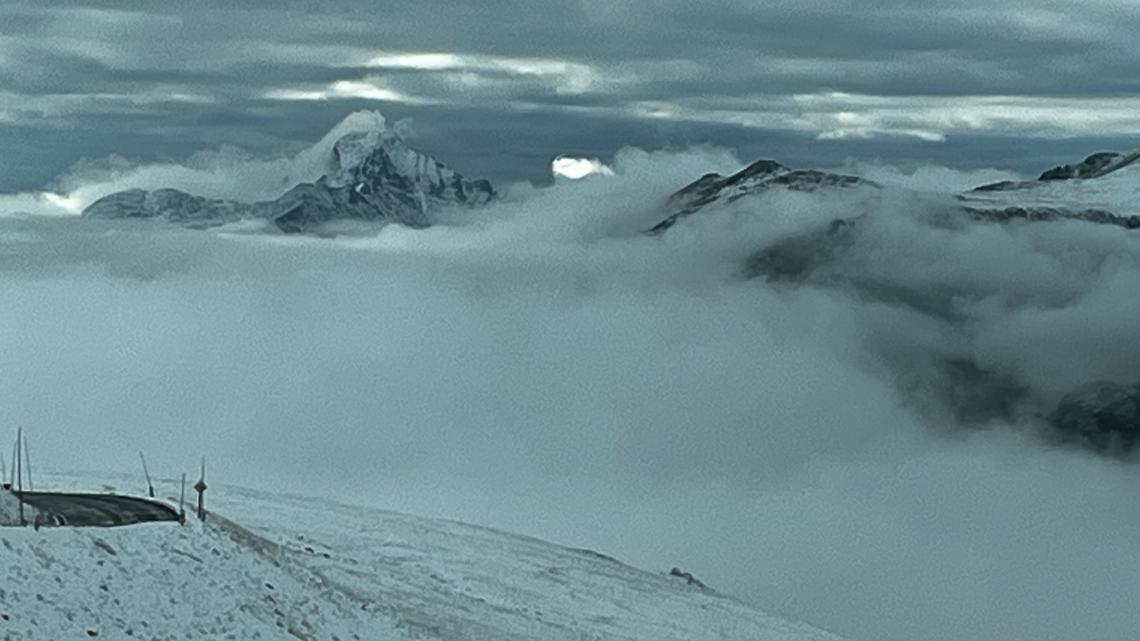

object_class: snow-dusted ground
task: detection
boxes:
[1,474,850,641]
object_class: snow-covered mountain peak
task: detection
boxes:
[81,125,495,232]
[326,129,493,206]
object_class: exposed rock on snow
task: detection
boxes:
[267,130,493,232]
[972,150,1140,191]
[650,159,877,232]
[82,188,250,227]
[1038,151,1140,181]
[960,205,1140,228]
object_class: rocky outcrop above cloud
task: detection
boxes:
[972,150,1140,192]
[649,160,878,233]
[654,151,1140,237]
[651,152,1140,452]
[960,206,1140,228]
[1050,381,1140,451]
[271,130,493,232]
[82,129,494,233]
[83,188,251,227]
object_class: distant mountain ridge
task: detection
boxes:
[973,150,1140,192]
[83,129,494,233]
[648,149,1140,234]
[647,149,1140,453]
[649,159,877,233]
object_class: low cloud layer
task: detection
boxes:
[2,122,1140,641]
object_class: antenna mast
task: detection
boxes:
[139,451,155,498]
[15,428,24,525]
[22,434,32,491]
[7,436,15,488]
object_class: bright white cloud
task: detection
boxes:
[792,92,1140,140]
[619,92,1140,142]
[365,50,602,94]
[0,110,391,216]
[551,155,615,180]
[264,79,423,104]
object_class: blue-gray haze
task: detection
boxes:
[2,4,1140,641]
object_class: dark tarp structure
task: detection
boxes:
[15,491,181,527]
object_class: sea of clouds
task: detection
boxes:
[2,112,1139,641]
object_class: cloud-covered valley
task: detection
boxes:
[2,115,1140,641]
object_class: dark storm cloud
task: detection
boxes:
[2,1,1139,189]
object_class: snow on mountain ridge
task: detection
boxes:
[82,127,494,233]
[649,159,877,233]
[962,150,1140,218]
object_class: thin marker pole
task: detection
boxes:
[15,428,23,526]
[139,451,155,498]
[23,434,31,492]
[179,473,187,524]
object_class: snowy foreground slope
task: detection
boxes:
[1,475,849,641]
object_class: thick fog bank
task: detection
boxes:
[2,128,1139,641]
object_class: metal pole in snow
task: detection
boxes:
[23,434,32,492]
[16,428,23,526]
[179,472,187,524]
[7,437,15,487]
[139,451,155,498]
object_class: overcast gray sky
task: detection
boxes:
[3,0,1140,189]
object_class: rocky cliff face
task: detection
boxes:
[267,131,493,232]
[82,188,251,227]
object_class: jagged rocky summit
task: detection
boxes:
[83,130,494,233]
